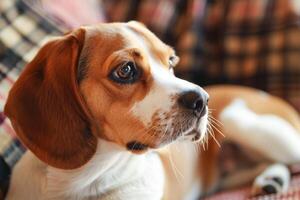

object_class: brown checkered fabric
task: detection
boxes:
[113,0,300,111]
[200,0,300,111]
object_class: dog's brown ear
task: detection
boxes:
[4,28,97,169]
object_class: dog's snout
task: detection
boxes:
[178,90,209,117]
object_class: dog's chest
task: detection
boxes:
[92,153,166,200]
[8,141,166,200]
[45,144,165,200]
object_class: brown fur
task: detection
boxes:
[4,29,98,169]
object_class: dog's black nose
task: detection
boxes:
[178,90,209,117]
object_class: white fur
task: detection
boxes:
[183,180,202,200]
[198,113,208,141]
[6,139,165,200]
[220,99,300,163]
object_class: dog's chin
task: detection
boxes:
[184,129,204,142]
[182,121,208,143]
[166,114,209,145]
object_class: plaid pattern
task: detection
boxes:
[113,0,300,111]
[199,0,300,111]
[0,0,62,167]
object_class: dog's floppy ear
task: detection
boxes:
[4,28,97,169]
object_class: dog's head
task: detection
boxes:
[4,22,209,169]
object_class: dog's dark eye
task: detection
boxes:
[117,63,132,78]
[110,61,139,84]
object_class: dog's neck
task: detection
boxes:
[43,139,165,199]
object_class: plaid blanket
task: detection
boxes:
[116,0,300,111]
[200,0,300,110]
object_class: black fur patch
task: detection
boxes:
[126,141,148,151]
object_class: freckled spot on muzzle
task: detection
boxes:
[126,141,148,151]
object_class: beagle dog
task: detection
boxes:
[4,21,209,200]
[3,21,300,200]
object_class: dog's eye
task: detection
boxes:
[110,61,139,84]
[117,63,133,78]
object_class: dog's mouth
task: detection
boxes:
[126,108,208,152]
[184,128,203,142]
[178,116,208,143]
[156,109,209,146]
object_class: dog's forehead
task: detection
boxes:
[126,21,173,53]
[84,23,174,62]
